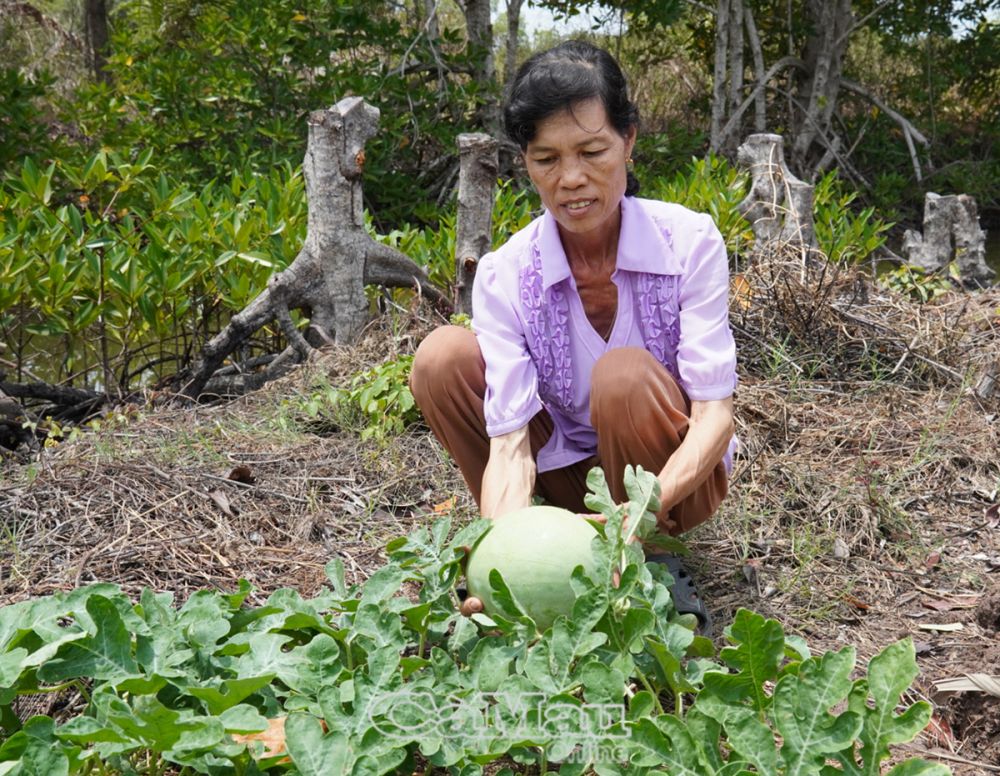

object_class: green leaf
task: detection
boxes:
[884,760,951,776]
[36,595,139,682]
[3,717,69,776]
[467,638,517,692]
[285,714,354,775]
[583,467,616,517]
[774,647,863,776]
[621,465,659,542]
[696,695,778,773]
[187,675,274,715]
[628,716,712,774]
[703,608,785,712]
[856,639,935,776]
[218,704,268,734]
[55,716,130,745]
[325,557,348,598]
[576,658,626,704]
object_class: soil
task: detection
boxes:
[944,693,1000,766]
[976,588,1000,633]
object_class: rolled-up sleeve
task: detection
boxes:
[472,255,544,436]
[675,214,738,401]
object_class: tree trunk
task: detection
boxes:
[177,98,449,400]
[84,0,111,84]
[737,133,817,259]
[902,193,994,289]
[454,133,498,316]
[743,5,766,133]
[791,0,853,174]
[504,0,524,97]
[710,0,731,153]
[459,0,499,136]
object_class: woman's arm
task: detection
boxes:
[656,396,734,513]
[480,425,536,520]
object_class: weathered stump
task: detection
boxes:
[736,133,817,258]
[178,97,449,400]
[902,193,994,289]
[454,133,498,316]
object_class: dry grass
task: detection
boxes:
[0,312,474,607]
[1,256,998,769]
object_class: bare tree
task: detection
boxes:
[504,0,525,97]
[454,133,498,315]
[706,0,931,183]
[456,0,500,136]
[178,98,448,400]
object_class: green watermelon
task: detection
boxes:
[466,505,601,631]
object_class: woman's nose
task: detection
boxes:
[559,157,587,188]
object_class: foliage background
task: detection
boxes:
[0,0,997,393]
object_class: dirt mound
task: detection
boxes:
[975,588,1000,633]
[944,693,1000,766]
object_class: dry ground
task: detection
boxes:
[2,256,999,772]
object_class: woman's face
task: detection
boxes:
[523,98,636,246]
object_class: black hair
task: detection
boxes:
[503,39,641,196]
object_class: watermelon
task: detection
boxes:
[466,505,601,631]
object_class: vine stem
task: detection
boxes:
[607,619,664,717]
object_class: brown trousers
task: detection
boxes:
[409,326,727,535]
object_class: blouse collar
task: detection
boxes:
[536,196,680,290]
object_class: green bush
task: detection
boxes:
[0,151,306,389]
[641,156,753,257]
[64,0,487,228]
[813,171,892,265]
[0,68,56,172]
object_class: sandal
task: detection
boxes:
[644,553,712,632]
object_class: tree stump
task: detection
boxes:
[736,133,817,258]
[177,97,449,400]
[902,193,994,289]
[454,133,498,316]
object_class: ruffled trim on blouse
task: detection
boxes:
[521,238,683,413]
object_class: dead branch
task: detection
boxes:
[839,78,929,181]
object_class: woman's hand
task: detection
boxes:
[656,397,734,513]
[581,507,639,544]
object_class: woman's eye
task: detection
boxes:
[584,149,606,157]
[534,157,556,165]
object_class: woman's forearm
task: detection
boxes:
[656,397,734,513]
[480,426,536,520]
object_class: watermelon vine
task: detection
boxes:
[0,468,947,775]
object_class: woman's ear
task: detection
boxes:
[624,126,638,159]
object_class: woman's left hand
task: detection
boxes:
[580,508,639,544]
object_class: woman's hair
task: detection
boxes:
[503,39,641,196]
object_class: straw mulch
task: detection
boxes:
[1,252,998,770]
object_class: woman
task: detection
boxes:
[410,41,737,615]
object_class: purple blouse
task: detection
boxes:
[471,196,738,474]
